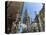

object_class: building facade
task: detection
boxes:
[6,1,24,33]
[23,9,30,32]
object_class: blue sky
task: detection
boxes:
[22,2,43,22]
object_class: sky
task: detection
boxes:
[22,2,43,22]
